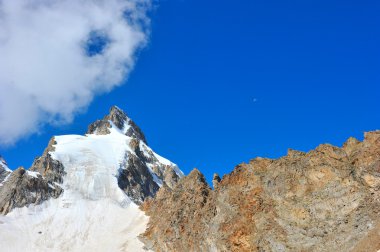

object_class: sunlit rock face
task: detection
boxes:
[141,131,380,252]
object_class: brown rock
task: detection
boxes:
[140,130,380,252]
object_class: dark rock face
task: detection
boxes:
[141,131,380,252]
[124,118,147,144]
[0,139,65,215]
[87,106,147,144]
[118,137,180,204]
[130,138,181,188]
[118,151,160,203]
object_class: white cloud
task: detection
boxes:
[0,0,151,145]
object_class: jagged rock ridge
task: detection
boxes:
[141,131,380,252]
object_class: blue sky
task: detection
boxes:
[1,0,379,183]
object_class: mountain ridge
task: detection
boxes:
[0,106,378,252]
[140,130,380,252]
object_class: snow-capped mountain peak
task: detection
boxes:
[0,106,184,251]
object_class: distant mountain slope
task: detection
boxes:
[0,106,183,252]
[141,131,380,252]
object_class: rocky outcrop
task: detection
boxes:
[141,131,380,252]
[29,137,66,184]
[0,167,63,215]
[87,106,147,144]
[0,139,65,215]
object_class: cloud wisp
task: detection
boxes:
[0,0,151,145]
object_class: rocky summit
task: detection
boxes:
[141,131,380,252]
